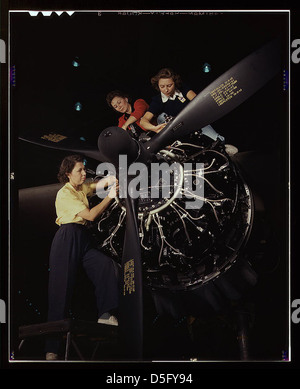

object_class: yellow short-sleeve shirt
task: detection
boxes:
[55,182,94,226]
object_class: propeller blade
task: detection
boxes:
[98,127,144,359]
[119,193,143,359]
[19,135,104,161]
[145,39,281,154]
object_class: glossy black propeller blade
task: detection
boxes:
[145,39,281,154]
[98,127,144,359]
[119,194,143,359]
[19,135,104,161]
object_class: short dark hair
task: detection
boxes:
[150,68,182,91]
[57,154,84,183]
[106,90,130,108]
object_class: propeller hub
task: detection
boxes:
[103,130,112,137]
[98,126,139,167]
[98,126,153,167]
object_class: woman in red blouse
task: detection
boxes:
[106,90,152,139]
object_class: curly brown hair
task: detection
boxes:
[57,154,85,183]
[150,68,182,91]
[106,90,130,109]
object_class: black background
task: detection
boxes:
[10,10,289,188]
[1,0,300,377]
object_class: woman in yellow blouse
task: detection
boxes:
[45,154,119,360]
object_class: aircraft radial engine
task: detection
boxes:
[89,131,256,299]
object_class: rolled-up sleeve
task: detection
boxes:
[55,184,89,225]
[131,99,149,120]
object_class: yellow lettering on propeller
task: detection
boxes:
[123,259,135,295]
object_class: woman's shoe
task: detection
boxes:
[46,352,58,360]
[97,315,118,326]
[225,144,239,156]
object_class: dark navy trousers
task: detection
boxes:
[46,223,119,353]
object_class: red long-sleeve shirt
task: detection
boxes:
[118,99,149,131]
